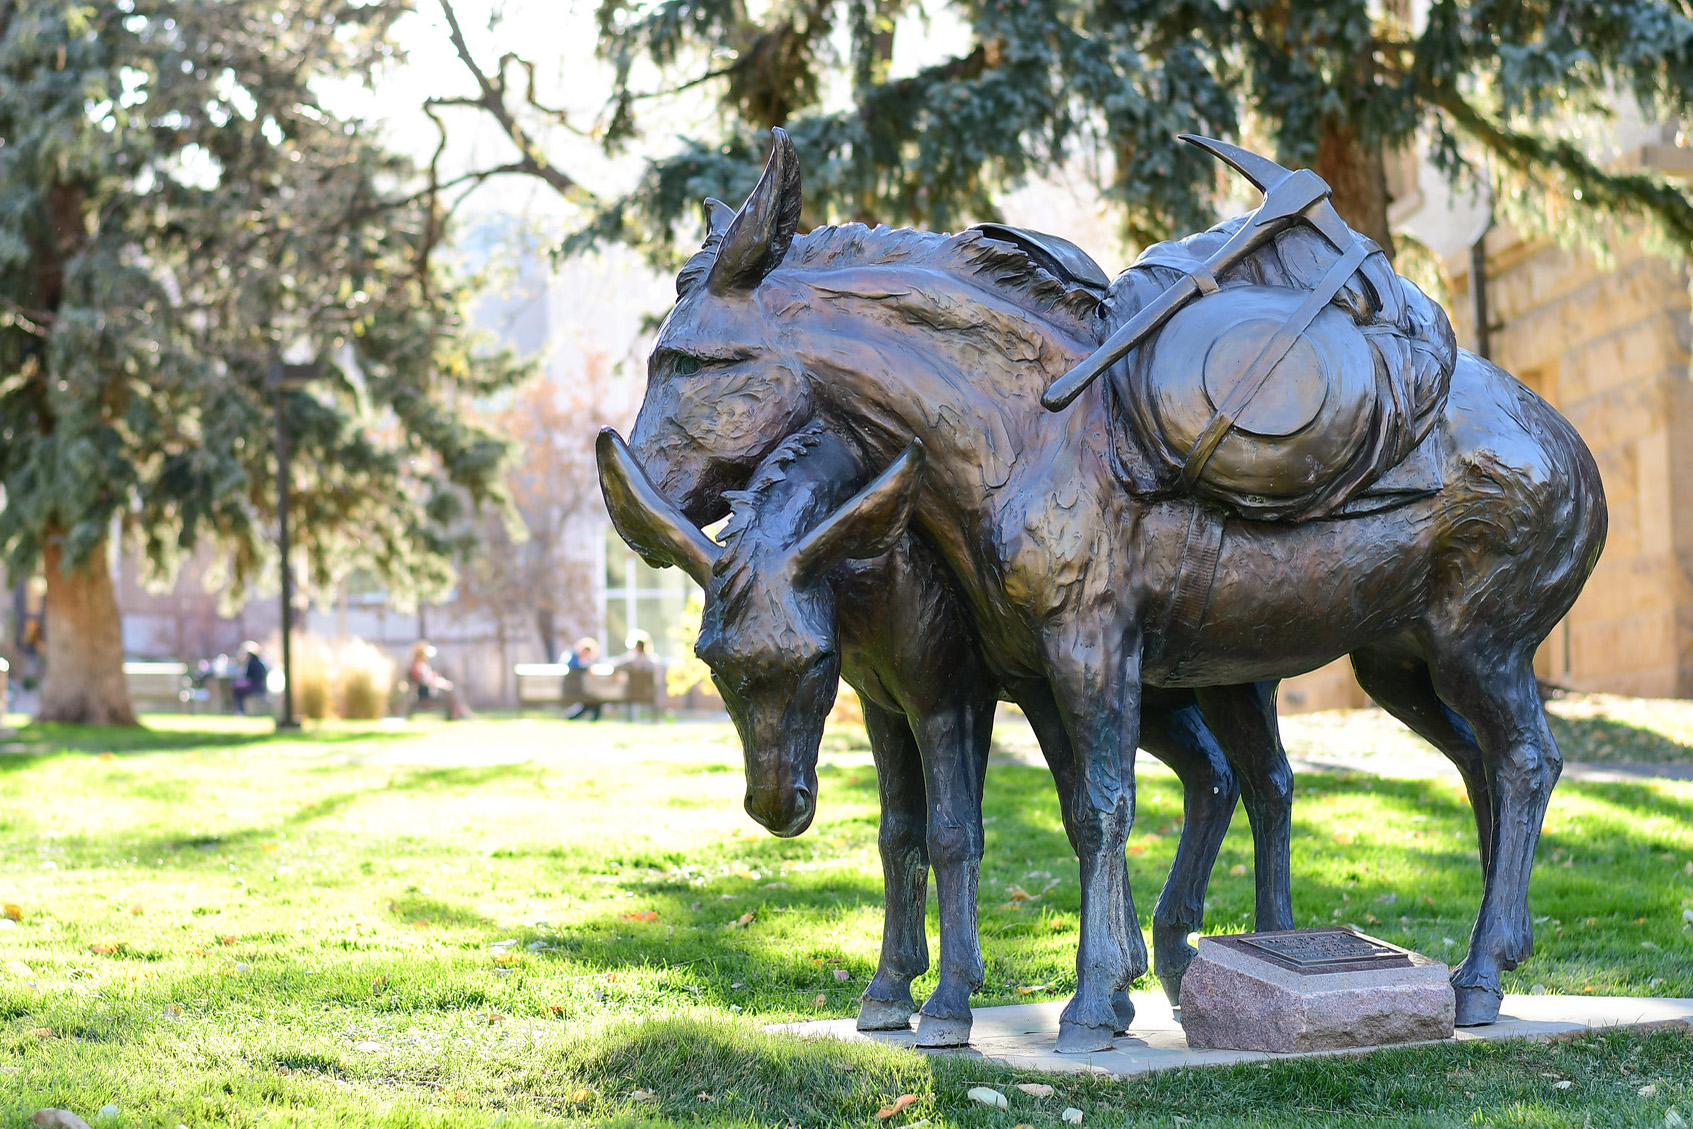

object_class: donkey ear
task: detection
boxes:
[702,197,736,243]
[707,127,802,295]
[597,428,721,585]
[790,440,925,579]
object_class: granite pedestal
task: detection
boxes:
[1178,927,1454,1052]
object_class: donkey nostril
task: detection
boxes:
[744,793,774,829]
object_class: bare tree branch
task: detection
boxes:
[433,0,589,201]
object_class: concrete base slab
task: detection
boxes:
[766,993,1693,1077]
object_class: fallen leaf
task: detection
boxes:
[30,1111,94,1129]
[1016,985,1049,995]
[629,1089,658,1103]
[569,1088,594,1103]
[128,903,144,915]
[622,910,659,922]
[549,1005,566,1015]
[1016,1083,1055,1098]
[97,752,115,762]
[812,993,827,1007]
[696,1091,713,1103]
[876,1094,919,1118]
[833,968,851,982]
[30,1027,54,1038]
[261,843,278,853]
[1062,1108,1084,1124]
[1228,864,1246,877]
[1641,1085,1659,1098]
[733,912,755,927]
[3,904,21,921]
[967,1087,1009,1110]
[89,942,123,956]
[1007,886,1033,902]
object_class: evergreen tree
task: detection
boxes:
[443,0,1693,263]
[0,2,517,724]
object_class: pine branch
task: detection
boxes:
[1431,82,1693,248]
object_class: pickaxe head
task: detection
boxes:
[1179,134,1352,250]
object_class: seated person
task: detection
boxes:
[566,636,601,721]
[230,641,268,716]
[408,640,467,720]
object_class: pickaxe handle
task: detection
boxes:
[1041,208,1302,411]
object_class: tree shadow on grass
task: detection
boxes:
[0,720,416,772]
[1549,713,1693,763]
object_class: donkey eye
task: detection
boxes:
[673,355,702,377]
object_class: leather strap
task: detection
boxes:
[1179,239,1370,489]
[1164,503,1225,650]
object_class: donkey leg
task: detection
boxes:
[913,693,996,1047]
[1352,646,1494,874]
[1427,648,1562,1026]
[1138,693,1241,1004]
[1022,690,1137,1033]
[1045,622,1142,1054]
[1194,682,1294,932]
[858,701,929,1031]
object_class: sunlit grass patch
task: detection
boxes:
[1,715,1689,1126]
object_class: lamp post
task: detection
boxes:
[267,359,322,732]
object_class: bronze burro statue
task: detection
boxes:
[606,128,1607,1052]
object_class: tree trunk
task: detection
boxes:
[536,608,557,663]
[38,537,138,726]
[1313,114,1395,264]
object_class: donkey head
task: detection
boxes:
[630,128,814,526]
[598,428,925,837]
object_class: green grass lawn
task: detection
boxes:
[2,713,1691,1128]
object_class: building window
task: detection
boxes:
[600,530,700,661]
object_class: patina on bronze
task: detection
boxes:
[621,127,1605,1052]
[599,425,1285,1045]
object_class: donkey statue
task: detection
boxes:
[600,423,1294,1044]
[623,129,1605,1051]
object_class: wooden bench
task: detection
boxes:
[123,661,191,713]
[514,662,660,719]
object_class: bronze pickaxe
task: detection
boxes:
[1042,135,1356,411]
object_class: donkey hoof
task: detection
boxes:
[1111,990,1136,1034]
[914,1012,972,1047]
[1453,984,1503,1027]
[1055,1020,1115,1054]
[857,996,916,1031]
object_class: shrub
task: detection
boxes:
[289,634,335,720]
[335,639,394,720]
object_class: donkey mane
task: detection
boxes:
[680,218,1102,342]
[716,423,833,551]
[780,223,1102,339]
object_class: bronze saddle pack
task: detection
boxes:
[981,218,1457,522]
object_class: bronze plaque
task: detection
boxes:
[1221,928,1414,974]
